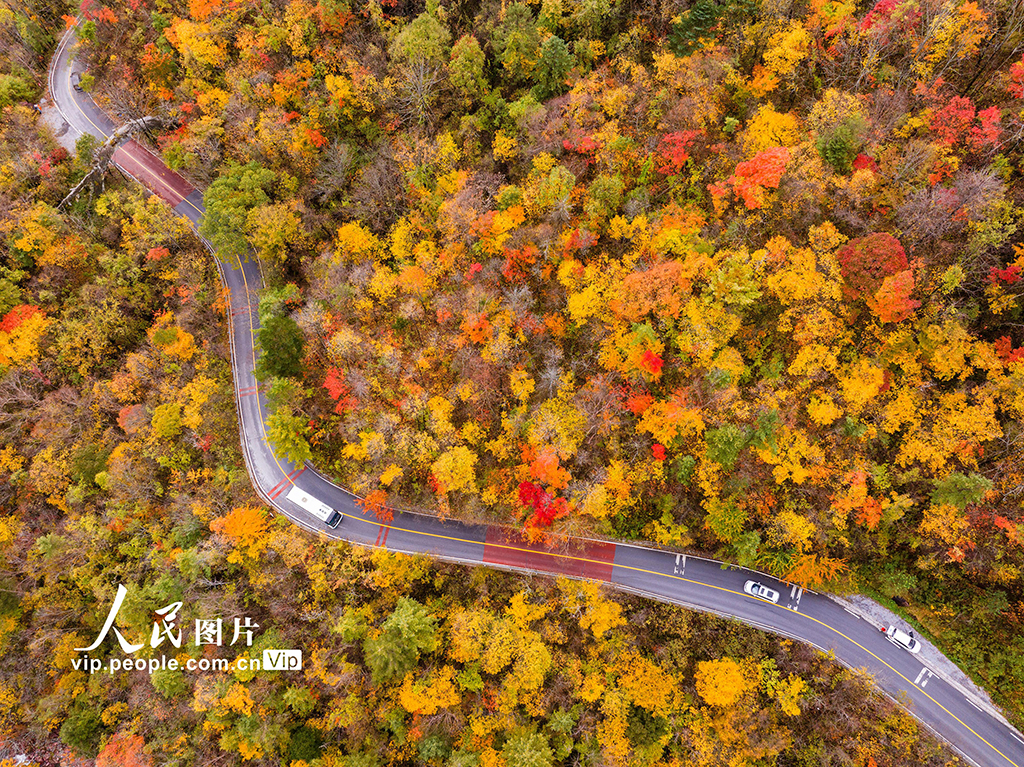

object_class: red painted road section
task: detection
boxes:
[267,467,306,500]
[113,140,195,206]
[483,528,616,581]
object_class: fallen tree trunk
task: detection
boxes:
[59,115,170,209]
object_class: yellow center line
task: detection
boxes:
[333,511,1020,767]
[233,247,298,487]
[60,56,204,216]
[63,33,1020,767]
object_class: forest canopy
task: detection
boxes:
[1,0,1024,760]
[62,0,1024,715]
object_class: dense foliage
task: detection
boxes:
[0,120,959,763]
[73,0,1024,719]
[1,0,1024,759]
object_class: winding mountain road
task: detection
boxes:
[48,26,1024,767]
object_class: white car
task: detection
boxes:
[744,580,780,603]
[884,625,921,654]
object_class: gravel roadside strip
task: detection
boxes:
[832,593,1014,729]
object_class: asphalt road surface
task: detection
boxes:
[49,26,1024,767]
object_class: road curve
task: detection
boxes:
[48,26,1024,767]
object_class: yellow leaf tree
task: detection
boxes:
[695,658,755,707]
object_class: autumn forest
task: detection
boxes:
[1,0,1023,762]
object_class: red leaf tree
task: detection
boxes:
[836,233,908,299]
[712,146,791,210]
[866,271,920,323]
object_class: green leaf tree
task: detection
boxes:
[391,11,451,67]
[492,3,541,84]
[266,406,312,465]
[534,35,572,100]
[449,35,488,106]
[255,314,304,380]
[501,726,554,767]
[363,597,438,684]
[200,161,277,259]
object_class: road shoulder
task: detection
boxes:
[833,593,1013,729]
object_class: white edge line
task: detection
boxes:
[51,26,1024,767]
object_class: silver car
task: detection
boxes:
[744,580,780,603]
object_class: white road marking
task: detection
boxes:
[57,33,1024,765]
[914,668,934,688]
[842,606,861,618]
[966,697,984,711]
[1009,730,1024,746]
[787,585,803,612]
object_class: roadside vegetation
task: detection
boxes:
[0,0,1023,759]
